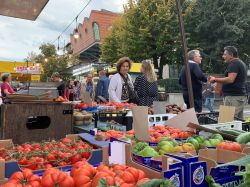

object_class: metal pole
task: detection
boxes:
[175,0,194,108]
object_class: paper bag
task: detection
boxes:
[131,106,150,142]
[153,101,168,114]
[164,108,198,131]
[218,105,235,123]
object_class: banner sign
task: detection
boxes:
[15,66,41,74]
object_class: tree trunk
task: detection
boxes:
[159,55,166,79]
[152,55,158,69]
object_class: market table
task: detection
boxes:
[0,103,73,144]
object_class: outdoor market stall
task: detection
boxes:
[0,91,74,144]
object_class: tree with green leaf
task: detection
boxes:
[186,0,250,73]
[101,0,195,78]
[26,43,79,81]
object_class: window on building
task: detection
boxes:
[93,22,100,41]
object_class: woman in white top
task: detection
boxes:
[108,57,133,102]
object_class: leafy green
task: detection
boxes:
[216,155,250,167]
[132,142,149,154]
[236,132,250,144]
[205,175,222,187]
[138,179,173,187]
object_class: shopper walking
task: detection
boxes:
[179,50,207,112]
[108,57,135,103]
[203,82,216,112]
[74,80,81,100]
[64,80,75,101]
[51,72,65,97]
[95,67,109,102]
[209,46,248,119]
[134,61,158,106]
[80,73,95,100]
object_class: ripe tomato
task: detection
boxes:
[41,168,74,187]
[92,172,115,187]
[217,141,242,152]
[126,167,139,180]
[61,138,72,144]
[121,171,135,184]
[8,169,41,187]
[81,152,91,159]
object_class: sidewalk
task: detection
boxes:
[202,100,250,119]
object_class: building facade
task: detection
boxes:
[70,9,120,63]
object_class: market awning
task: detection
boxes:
[0,0,49,21]
[79,42,100,63]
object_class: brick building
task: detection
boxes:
[70,9,120,63]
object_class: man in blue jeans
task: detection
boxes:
[204,82,216,112]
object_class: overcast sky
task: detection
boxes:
[0,0,127,62]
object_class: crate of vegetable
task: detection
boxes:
[0,135,104,178]
[2,159,174,187]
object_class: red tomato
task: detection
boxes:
[8,169,41,187]
[41,169,74,187]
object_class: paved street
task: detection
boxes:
[202,100,250,120]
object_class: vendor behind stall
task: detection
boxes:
[51,72,65,97]
[1,73,15,102]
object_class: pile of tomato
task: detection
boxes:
[100,102,137,110]
[3,161,150,187]
[96,130,125,140]
[0,138,93,170]
[217,141,242,152]
[126,125,195,142]
[75,102,97,110]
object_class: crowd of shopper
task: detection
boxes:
[1,45,248,119]
[51,57,159,107]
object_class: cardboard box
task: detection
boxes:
[199,148,246,185]
[105,142,184,187]
[0,134,107,179]
[164,152,207,187]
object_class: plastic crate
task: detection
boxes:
[202,120,242,131]
[98,111,132,131]
[197,112,219,125]
[148,114,177,126]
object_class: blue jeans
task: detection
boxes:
[204,98,215,112]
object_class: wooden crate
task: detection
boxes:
[0,103,73,144]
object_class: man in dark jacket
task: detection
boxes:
[95,67,109,102]
[179,50,207,112]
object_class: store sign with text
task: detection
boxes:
[15,66,41,74]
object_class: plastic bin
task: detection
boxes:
[148,114,177,126]
[202,120,242,131]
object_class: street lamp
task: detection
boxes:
[73,29,79,39]
[44,58,48,62]
[73,16,79,39]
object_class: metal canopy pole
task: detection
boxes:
[175,0,194,108]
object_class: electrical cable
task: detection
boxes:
[50,0,92,44]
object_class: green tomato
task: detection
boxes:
[209,139,221,147]
[187,138,200,150]
[210,134,223,142]
[203,140,212,147]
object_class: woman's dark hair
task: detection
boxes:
[116,57,132,72]
[66,80,73,88]
[2,73,10,82]
[224,46,238,58]
[74,80,79,87]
